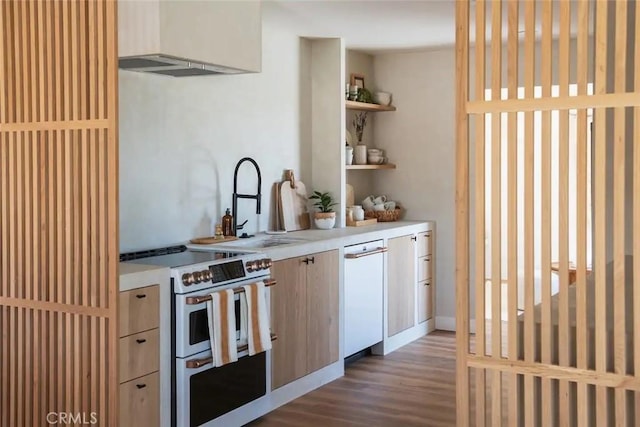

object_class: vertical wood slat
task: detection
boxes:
[489,1,502,425]
[0,1,6,124]
[19,0,27,123]
[635,0,640,418]
[474,1,487,425]
[523,0,536,424]
[539,0,553,424]
[557,1,571,426]
[0,1,118,426]
[575,1,590,425]
[593,2,608,425]
[612,0,627,424]
[506,1,519,424]
[593,0,609,425]
[455,1,470,425]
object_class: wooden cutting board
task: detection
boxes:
[345,184,354,207]
[279,170,310,231]
[190,235,239,245]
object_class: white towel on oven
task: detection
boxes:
[242,281,271,355]
[206,289,238,367]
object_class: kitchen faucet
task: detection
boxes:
[232,157,262,237]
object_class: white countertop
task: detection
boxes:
[119,262,170,292]
[186,220,433,261]
[119,221,434,285]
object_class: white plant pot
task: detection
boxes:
[314,212,336,230]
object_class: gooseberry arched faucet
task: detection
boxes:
[232,157,262,236]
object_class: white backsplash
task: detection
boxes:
[119,13,309,252]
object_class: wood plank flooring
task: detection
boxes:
[249,331,457,427]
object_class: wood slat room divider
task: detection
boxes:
[0,1,118,426]
[456,0,640,425]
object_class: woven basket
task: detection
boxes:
[364,207,402,222]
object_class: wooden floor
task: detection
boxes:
[249,331,457,427]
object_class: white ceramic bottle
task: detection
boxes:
[352,205,365,221]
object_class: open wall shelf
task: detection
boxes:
[346,163,397,170]
[345,100,396,112]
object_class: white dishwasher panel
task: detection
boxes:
[344,240,385,357]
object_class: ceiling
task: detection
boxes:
[265,1,588,55]
[265,0,457,54]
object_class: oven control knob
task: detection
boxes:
[246,260,258,273]
[193,271,204,283]
[182,273,195,286]
[203,270,212,281]
[258,258,272,270]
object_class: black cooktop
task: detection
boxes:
[120,245,246,268]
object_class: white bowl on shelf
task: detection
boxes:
[374,92,392,106]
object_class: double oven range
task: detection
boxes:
[120,245,274,427]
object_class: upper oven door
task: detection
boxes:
[175,290,242,358]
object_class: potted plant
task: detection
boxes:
[309,190,337,230]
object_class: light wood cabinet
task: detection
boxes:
[418,281,434,323]
[119,372,160,427]
[417,231,434,324]
[306,251,340,373]
[388,230,435,335]
[119,329,160,383]
[271,250,339,390]
[119,285,160,337]
[387,235,416,336]
[119,285,160,424]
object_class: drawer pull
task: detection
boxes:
[411,236,417,242]
[136,338,147,344]
[135,294,147,299]
[136,384,147,389]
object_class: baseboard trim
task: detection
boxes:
[435,316,476,334]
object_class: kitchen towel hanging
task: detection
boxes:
[206,289,238,367]
[242,282,272,355]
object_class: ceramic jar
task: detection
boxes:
[354,144,367,165]
[345,145,353,165]
[351,205,365,221]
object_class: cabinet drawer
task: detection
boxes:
[418,255,432,282]
[119,329,160,383]
[119,372,159,427]
[418,281,433,323]
[417,231,432,258]
[119,285,159,337]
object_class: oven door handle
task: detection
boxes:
[185,278,277,305]
[186,333,278,369]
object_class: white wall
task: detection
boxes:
[345,50,377,204]
[373,49,457,327]
[119,6,309,251]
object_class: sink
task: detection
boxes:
[218,235,310,249]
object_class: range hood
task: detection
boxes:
[118,54,245,77]
[118,1,261,77]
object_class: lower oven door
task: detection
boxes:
[175,291,242,358]
[176,350,266,427]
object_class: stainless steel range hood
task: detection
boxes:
[118,54,245,77]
